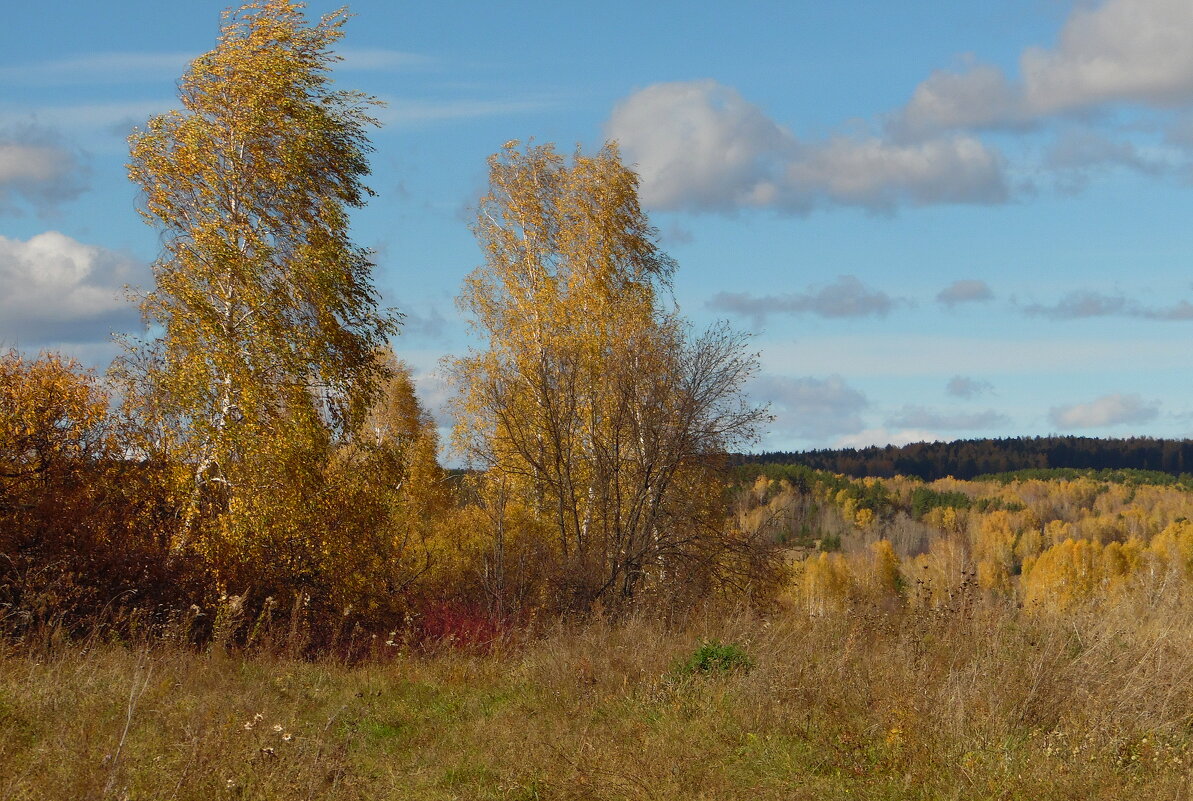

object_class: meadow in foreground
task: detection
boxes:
[3,597,1191,801]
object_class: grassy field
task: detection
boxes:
[3,599,1192,800]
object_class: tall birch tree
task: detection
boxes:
[121,0,397,559]
[451,142,772,611]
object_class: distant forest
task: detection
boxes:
[741,436,1193,482]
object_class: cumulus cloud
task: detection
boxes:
[1022,291,1193,320]
[946,375,992,399]
[1045,128,1166,191]
[937,279,993,307]
[1024,290,1132,319]
[708,275,896,326]
[1022,0,1193,112]
[892,63,1032,139]
[1046,129,1162,173]
[885,405,1008,431]
[783,133,1008,210]
[605,80,795,212]
[0,127,87,214]
[894,0,1193,138]
[0,231,144,346]
[751,374,868,440]
[1141,300,1193,320]
[607,80,1008,215]
[1049,393,1160,428]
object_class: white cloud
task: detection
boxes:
[607,80,1008,214]
[895,0,1193,138]
[1023,0,1193,112]
[1044,128,1167,191]
[936,279,994,307]
[834,428,943,449]
[0,127,87,214]
[1046,128,1162,173]
[885,405,1008,431]
[708,275,896,326]
[0,231,145,346]
[1049,393,1160,428]
[893,63,1031,138]
[412,369,455,429]
[606,80,795,212]
[784,133,1008,210]
[751,374,868,440]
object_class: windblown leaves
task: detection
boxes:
[121,0,397,564]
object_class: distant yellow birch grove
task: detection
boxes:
[119,1,398,562]
[451,142,774,612]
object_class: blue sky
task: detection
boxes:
[3,0,1192,453]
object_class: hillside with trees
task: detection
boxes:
[744,435,1193,481]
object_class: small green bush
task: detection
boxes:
[674,640,754,677]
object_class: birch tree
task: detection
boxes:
[451,141,772,611]
[121,0,397,559]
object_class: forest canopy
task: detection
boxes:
[743,435,1193,482]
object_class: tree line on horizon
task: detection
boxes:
[742,435,1193,482]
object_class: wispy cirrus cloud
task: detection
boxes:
[708,275,898,327]
[885,405,1008,431]
[339,48,434,71]
[376,96,556,127]
[5,93,536,140]
[0,48,430,88]
[0,101,175,136]
[0,52,195,85]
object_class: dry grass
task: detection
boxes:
[2,599,1192,800]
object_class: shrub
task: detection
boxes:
[674,640,754,677]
